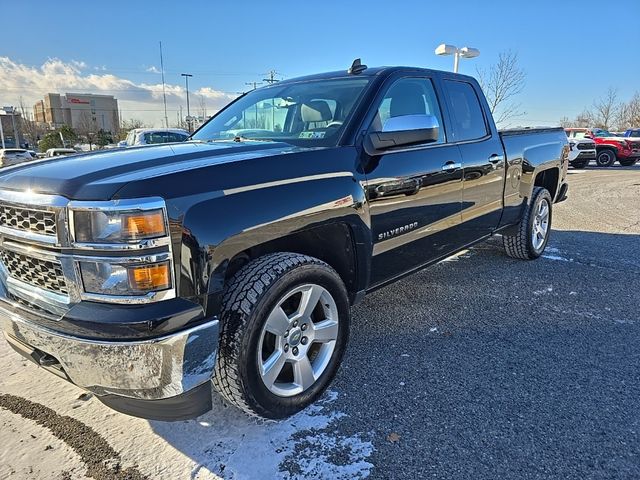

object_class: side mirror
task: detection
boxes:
[365,114,440,155]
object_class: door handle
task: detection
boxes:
[441,161,462,172]
[488,154,503,164]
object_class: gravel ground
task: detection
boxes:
[1,165,639,479]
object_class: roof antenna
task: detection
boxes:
[348,58,367,75]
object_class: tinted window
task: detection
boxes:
[168,133,188,142]
[144,132,172,144]
[373,77,445,144]
[444,80,488,141]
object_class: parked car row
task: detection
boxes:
[565,128,640,168]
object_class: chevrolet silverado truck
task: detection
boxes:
[0,62,568,420]
[565,127,640,167]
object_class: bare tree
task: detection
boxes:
[615,92,640,130]
[476,50,527,126]
[18,96,47,149]
[75,111,97,138]
[592,87,619,129]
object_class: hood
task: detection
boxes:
[0,141,302,200]
[570,138,595,145]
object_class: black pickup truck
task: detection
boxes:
[0,62,568,420]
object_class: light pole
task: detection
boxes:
[181,73,193,132]
[0,114,5,149]
[435,44,480,73]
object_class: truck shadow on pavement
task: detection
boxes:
[148,229,639,480]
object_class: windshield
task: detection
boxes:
[593,129,611,137]
[192,77,370,147]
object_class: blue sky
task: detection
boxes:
[2,0,638,127]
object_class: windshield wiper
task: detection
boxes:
[233,135,275,143]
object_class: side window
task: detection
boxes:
[374,77,445,144]
[443,80,488,142]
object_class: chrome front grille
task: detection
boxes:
[577,143,595,150]
[0,249,68,295]
[0,203,57,236]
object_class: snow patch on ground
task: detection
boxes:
[543,254,573,262]
[440,249,472,262]
[533,286,554,295]
[0,339,373,480]
[0,408,87,479]
[150,390,374,479]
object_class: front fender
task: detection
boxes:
[178,173,369,317]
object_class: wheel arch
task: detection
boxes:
[533,167,560,201]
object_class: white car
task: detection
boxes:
[566,136,596,169]
[118,128,190,147]
[45,148,78,158]
[0,148,35,167]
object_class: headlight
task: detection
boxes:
[73,208,167,244]
[80,260,172,296]
[569,141,575,151]
[68,198,175,303]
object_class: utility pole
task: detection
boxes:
[159,42,169,129]
[261,71,280,130]
[262,70,280,84]
[245,82,263,128]
[181,73,193,132]
[245,81,262,90]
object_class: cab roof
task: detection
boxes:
[275,65,475,86]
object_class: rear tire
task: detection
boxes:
[596,149,616,167]
[618,158,638,167]
[212,252,350,419]
[503,187,552,260]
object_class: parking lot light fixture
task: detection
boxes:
[435,44,480,73]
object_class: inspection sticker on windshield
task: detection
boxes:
[299,131,326,139]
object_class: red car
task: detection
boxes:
[565,128,640,167]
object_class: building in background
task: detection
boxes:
[0,109,24,149]
[33,93,119,134]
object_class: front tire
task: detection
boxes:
[596,149,616,167]
[213,252,349,418]
[503,187,552,260]
[570,160,589,169]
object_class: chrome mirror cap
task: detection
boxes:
[382,114,440,133]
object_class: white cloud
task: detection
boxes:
[71,60,87,70]
[145,66,160,74]
[0,57,237,127]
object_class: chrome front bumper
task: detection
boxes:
[0,304,219,401]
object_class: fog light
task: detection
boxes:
[128,262,171,291]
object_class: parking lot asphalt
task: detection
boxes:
[1,165,639,480]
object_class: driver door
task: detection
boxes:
[363,76,465,286]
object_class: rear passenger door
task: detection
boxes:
[441,78,505,244]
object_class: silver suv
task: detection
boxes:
[0,148,36,167]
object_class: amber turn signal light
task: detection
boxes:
[128,262,171,291]
[124,210,166,239]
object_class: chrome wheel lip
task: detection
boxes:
[531,198,550,251]
[257,283,339,397]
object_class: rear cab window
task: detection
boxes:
[443,80,488,142]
